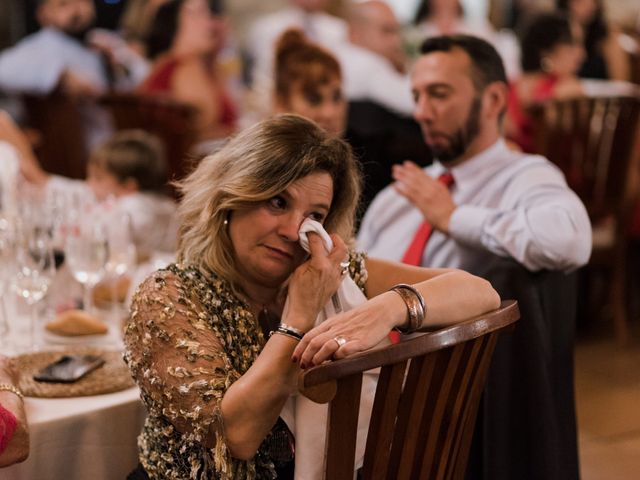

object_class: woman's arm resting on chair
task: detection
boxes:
[292,257,500,367]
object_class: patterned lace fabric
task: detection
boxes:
[123,252,367,480]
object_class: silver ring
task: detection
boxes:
[340,261,349,276]
[333,335,347,348]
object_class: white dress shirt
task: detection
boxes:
[0,28,114,147]
[357,139,592,272]
[0,27,107,95]
[334,42,414,116]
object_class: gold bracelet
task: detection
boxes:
[0,383,24,401]
[391,284,426,334]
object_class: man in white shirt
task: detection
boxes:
[358,35,591,273]
[358,35,589,480]
[0,0,106,97]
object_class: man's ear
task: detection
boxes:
[482,81,509,120]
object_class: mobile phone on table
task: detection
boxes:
[33,355,105,383]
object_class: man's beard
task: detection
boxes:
[428,96,482,165]
[62,17,94,43]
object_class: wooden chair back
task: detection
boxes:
[298,300,520,480]
[530,95,640,225]
[22,93,89,179]
[100,93,199,192]
[529,95,640,342]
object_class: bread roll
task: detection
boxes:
[46,310,108,336]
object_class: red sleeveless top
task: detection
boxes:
[139,57,237,129]
[507,75,559,153]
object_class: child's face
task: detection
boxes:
[87,163,127,201]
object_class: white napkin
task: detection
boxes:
[280,219,379,480]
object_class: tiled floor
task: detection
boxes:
[575,323,640,479]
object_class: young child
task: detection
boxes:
[13,126,178,258]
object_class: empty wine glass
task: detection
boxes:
[105,211,136,323]
[65,220,109,315]
[0,212,14,339]
[11,224,56,350]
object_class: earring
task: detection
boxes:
[223,218,228,226]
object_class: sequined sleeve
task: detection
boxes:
[124,269,253,479]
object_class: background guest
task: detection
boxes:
[3,118,178,258]
[273,27,429,220]
[0,0,116,149]
[0,0,106,98]
[273,28,346,138]
[557,0,630,81]
[139,0,237,145]
[246,0,347,107]
[338,0,413,116]
[506,13,585,152]
[409,0,521,79]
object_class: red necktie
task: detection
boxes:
[401,172,455,266]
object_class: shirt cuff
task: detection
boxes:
[448,205,492,245]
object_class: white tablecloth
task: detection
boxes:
[1,387,145,480]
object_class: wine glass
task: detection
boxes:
[11,224,56,350]
[65,220,109,315]
[0,212,15,339]
[105,211,137,323]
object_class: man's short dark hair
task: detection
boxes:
[420,35,507,92]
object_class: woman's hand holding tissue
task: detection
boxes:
[284,232,348,333]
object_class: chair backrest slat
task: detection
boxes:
[362,361,408,480]
[326,374,363,478]
[530,95,640,223]
[298,300,520,479]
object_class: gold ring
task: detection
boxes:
[333,335,347,348]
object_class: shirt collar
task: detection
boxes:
[431,139,511,190]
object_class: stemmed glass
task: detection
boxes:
[105,211,136,321]
[0,212,14,340]
[11,223,56,350]
[65,220,109,315]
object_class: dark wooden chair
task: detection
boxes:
[100,93,199,193]
[530,95,640,343]
[298,300,520,480]
[22,93,91,179]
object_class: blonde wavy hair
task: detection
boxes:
[176,114,362,292]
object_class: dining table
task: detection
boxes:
[1,272,147,479]
[2,386,145,480]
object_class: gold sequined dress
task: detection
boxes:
[123,254,367,479]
